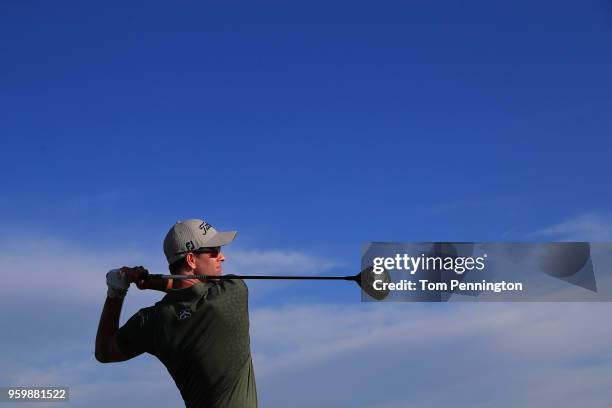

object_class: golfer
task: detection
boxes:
[95,219,258,408]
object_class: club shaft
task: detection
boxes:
[147,274,355,281]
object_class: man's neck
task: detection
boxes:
[173,271,203,289]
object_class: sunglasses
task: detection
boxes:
[175,246,222,257]
[194,246,222,257]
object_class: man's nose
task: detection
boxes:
[218,251,225,261]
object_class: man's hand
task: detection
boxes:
[106,268,130,298]
[110,266,171,293]
[120,265,149,288]
[107,265,155,298]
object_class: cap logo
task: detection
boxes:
[185,241,195,251]
[199,222,212,235]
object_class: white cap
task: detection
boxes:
[163,219,237,264]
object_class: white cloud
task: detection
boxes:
[0,234,161,303]
[0,357,183,408]
[3,301,612,407]
[251,302,612,376]
[528,213,612,241]
[226,249,342,276]
[224,249,344,299]
[250,302,612,408]
[0,234,340,304]
[3,233,612,407]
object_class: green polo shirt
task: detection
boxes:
[117,277,257,408]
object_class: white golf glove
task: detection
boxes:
[106,268,130,299]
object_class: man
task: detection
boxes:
[95,219,258,408]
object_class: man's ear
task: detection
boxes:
[185,253,197,269]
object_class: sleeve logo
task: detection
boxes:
[177,309,192,320]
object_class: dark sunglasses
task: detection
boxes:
[194,246,221,257]
[175,246,222,257]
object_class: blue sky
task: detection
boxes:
[1,1,612,406]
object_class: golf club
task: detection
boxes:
[145,265,391,300]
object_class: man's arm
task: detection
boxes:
[95,296,130,363]
[95,266,170,363]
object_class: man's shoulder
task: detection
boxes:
[130,305,158,323]
[223,275,248,290]
[128,303,179,330]
[132,301,176,321]
[152,278,248,311]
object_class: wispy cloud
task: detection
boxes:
[0,234,156,303]
[3,233,612,407]
[1,356,183,408]
[6,302,612,407]
[528,213,612,241]
[225,249,345,299]
[0,233,341,304]
[251,302,612,407]
[227,249,342,276]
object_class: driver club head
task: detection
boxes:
[355,265,391,301]
[537,242,591,278]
